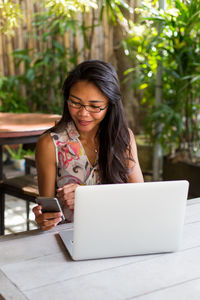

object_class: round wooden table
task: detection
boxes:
[0,113,61,235]
[0,112,61,179]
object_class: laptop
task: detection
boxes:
[59,180,189,260]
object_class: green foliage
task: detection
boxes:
[124,0,200,154]
[100,0,132,25]
[0,0,23,35]
[4,145,34,160]
[0,75,29,112]
[44,0,98,17]
[0,0,98,113]
[1,10,83,113]
[1,0,131,114]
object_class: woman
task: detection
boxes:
[33,60,144,230]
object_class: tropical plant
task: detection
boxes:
[43,0,98,17]
[0,0,23,35]
[5,144,35,160]
[124,0,200,159]
[0,0,99,113]
[5,145,25,160]
[0,0,132,114]
[11,11,84,113]
[0,75,29,112]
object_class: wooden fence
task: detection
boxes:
[0,0,142,132]
[0,0,126,77]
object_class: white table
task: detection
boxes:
[0,198,200,300]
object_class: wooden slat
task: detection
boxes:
[2,174,38,197]
[25,0,33,52]
[103,9,113,62]
[0,33,5,75]
[6,36,15,76]
[74,12,84,64]
[83,9,93,60]
[0,4,117,84]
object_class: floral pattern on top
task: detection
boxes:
[50,121,100,221]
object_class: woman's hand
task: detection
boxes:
[32,205,62,231]
[57,183,79,210]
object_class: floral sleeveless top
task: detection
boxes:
[50,121,100,221]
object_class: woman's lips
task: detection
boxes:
[78,120,92,126]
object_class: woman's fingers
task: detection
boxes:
[57,183,78,210]
[62,191,75,201]
[39,216,62,231]
[57,183,78,197]
[63,198,74,209]
[32,205,42,216]
[32,205,62,230]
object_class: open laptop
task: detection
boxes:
[59,180,189,260]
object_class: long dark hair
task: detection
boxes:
[51,60,132,183]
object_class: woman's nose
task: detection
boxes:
[78,106,89,116]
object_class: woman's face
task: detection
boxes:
[68,80,108,136]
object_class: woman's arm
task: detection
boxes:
[127,129,144,183]
[33,133,62,230]
[36,133,57,196]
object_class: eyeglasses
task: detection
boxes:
[68,99,108,113]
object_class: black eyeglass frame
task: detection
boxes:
[67,99,108,113]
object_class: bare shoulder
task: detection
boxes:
[128,128,136,147]
[36,132,55,161]
[37,132,53,147]
[127,128,144,183]
[36,132,57,196]
[36,132,54,152]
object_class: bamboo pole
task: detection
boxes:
[25,0,33,53]
[108,22,114,63]
[32,2,37,52]
[17,0,26,96]
[7,36,15,76]
[103,9,110,62]
[17,0,25,74]
[129,0,135,21]
[2,34,8,75]
[74,12,84,64]
[18,24,26,97]
[17,25,25,75]
[104,9,114,63]
[153,0,166,181]
[133,0,141,23]
[0,2,119,77]
[63,31,70,60]
[34,2,43,53]
[97,10,104,61]
[90,9,98,59]
[83,10,93,60]
[0,33,4,75]
[78,12,84,63]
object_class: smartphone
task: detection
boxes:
[36,197,65,221]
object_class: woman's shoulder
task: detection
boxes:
[50,122,79,142]
[127,128,138,152]
[37,132,54,151]
[36,132,56,169]
[128,128,135,140]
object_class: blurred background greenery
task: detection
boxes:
[0,0,200,168]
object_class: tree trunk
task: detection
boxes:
[113,23,141,133]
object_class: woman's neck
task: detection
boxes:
[79,129,99,144]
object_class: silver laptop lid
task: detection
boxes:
[68,180,189,260]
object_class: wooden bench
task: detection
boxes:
[0,112,61,236]
[0,173,39,235]
[24,155,36,174]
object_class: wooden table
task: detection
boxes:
[0,112,61,179]
[0,113,61,235]
[0,198,200,300]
